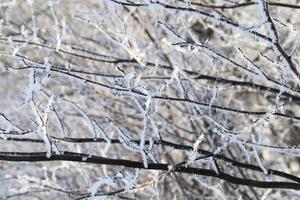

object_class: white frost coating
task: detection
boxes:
[27,0,37,39]
[195,178,227,200]
[23,67,55,156]
[161,24,261,79]
[210,157,219,175]
[93,120,111,143]
[187,133,204,165]
[111,117,151,168]
[1,0,300,198]
[123,72,138,92]
[74,14,147,68]
[255,0,277,43]
[110,121,140,153]
[49,1,61,51]
[121,170,139,191]
[140,116,148,168]
[24,68,40,104]
[132,95,155,169]
[208,87,218,115]
[253,148,268,175]
[168,164,174,171]
[133,73,143,88]
[40,57,52,85]
[149,116,160,138]
[31,95,56,158]
[90,171,139,197]
[175,75,186,98]
[158,63,181,94]
[12,42,27,57]
[193,107,280,155]
[145,95,152,111]
[155,1,270,44]
[90,176,117,197]
[258,125,265,146]
[124,72,136,83]
[237,141,251,163]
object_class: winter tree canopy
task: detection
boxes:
[0,0,300,199]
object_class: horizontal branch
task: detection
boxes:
[0,151,299,190]
[1,136,299,183]
[178,0,300,9]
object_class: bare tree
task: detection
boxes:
[0,0,300,199]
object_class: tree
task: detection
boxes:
[0,0,300,199]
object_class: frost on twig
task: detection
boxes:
[32,95,60,158]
